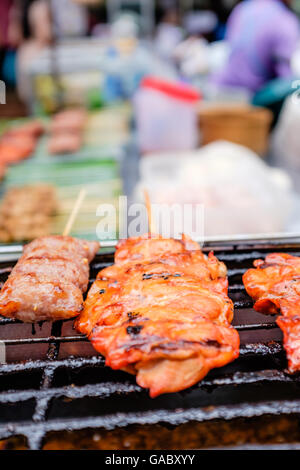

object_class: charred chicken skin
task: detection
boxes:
[76,234,239,397]
[243,253,300,373]
[0,236,99,322]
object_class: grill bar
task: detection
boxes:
[2,399,300,443]
[0,369,297,405]
[0,240,299,449]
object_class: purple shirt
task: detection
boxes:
[213,0,300,92]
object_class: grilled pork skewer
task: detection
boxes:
[0,236,99,322]
[76,234,239,397]
[243,253,300,373]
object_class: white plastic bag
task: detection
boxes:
[134,141,292,237]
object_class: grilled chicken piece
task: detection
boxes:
[5,120,44,138]
[113,233,200,265]
[48,133,82,155]
[0,236,99,322]
[78,261,232,336]
[50,109,87,134]
[0,120,44,165]
[0,135,36,164]
[243,253,300,373]
[76,234,239,397]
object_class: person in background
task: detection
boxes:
[0,0,13,81]
[0,0,23,84]
[213,0,239,41]
[50,0,88,39]
[154,5,183,59]
[212,0,300,94]
[16,0,52,104]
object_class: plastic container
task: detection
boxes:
[134,76,200,154]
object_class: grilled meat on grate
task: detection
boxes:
[0,236,99,322]
[243,253,300,373]
[0,241,299,449]
[76,234,239,397]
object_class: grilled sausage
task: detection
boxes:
[0,235,99,322]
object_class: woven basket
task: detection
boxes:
[198,104,273,156]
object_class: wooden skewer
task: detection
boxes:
[144,188,156,235]
[63,188,86,237]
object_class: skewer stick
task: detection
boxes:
[63,188,86,237]
[144,188,156,235]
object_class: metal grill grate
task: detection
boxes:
[0,242,300,449]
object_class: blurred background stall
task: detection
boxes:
[0,0,300,242]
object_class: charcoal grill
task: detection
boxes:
[1,240,300,450]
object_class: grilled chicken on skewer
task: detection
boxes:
[76,234,239,397]
[0,236,99,322]
[243,253,300,373]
